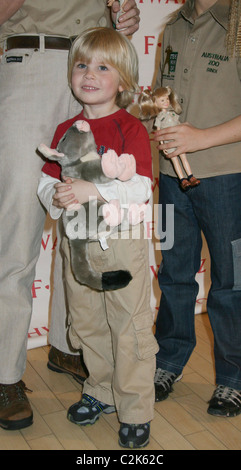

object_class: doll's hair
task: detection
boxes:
[68,27,140,108]
[226,0,241,57]
[138,89,159,120]
[138,86,182,120]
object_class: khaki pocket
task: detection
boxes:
[133,311,159,360]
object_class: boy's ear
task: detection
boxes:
[118,84,125,93]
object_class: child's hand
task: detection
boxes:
[52,177,78,209]
[52,176,105,209]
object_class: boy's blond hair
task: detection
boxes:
[68,27,140,108]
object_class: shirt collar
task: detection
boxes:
[168,0,230,30]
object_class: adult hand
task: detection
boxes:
[111,0,140,36]
[153,123,205,157]
[0,0,25,24]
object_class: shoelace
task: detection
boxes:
[120,423,150,437]
[81,393,106,412]
[214,385,241,406]
[154,368,176,389]
[0,381,31,406]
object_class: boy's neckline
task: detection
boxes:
[81,107,123,120]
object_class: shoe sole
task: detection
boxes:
[67,406,115,426]
[0,414,33,431]
[118,437,150,449]
[207,407,241,418]
[47,360,86,385]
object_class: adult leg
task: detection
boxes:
[191,174,241,389]
[0,47,70,383]
[0,45,72,428]
[155,175,202,374]
[47,219,88,384]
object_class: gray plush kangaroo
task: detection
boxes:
[38,120,139,291]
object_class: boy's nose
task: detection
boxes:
[84,69,95,79]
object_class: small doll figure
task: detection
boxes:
[138,87,200,191]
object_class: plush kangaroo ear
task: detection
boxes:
[38,143,65,160]
[74,120,90,133]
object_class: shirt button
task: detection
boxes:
[184,68,188,73]
[76,19,81,24]
[190,36,196,43]
[99,17,107,26]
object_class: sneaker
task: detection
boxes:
[0,381,33,430]
[154,368,183,402]
[207,385,241,417]
[47,346,88,384]
[119,422,150,448]
[67,393,115,426]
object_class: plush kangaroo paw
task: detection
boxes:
[117,154,136,181]
[101,149,120,178]
[101,150,136,181]
[128,203,147,225]
[102,199,124,226]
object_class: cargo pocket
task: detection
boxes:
[232,238,241,291]
[133,312,159,360]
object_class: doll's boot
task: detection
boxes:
[188,175,201,187]
[179,178,191,191]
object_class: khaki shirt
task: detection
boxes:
[0,0,111,48]
[155,0,241,178]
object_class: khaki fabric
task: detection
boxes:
[61,226,158,424]
[0,0,111,382]
[0,0,111,48]
[155,0,241,178]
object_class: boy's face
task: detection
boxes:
[71,57,124,116]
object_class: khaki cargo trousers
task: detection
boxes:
[61,225,158,424]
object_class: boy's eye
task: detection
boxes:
[77,63,86,69]
[99,65,108,71]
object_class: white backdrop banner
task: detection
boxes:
[27,0,211,349]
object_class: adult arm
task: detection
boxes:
[0,0,25,24]
[153,115,241,157]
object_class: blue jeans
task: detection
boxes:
[155,173,241,389]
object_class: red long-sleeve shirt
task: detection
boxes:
[42,108,153,181]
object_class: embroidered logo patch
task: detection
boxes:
[162,46,178,79]
[201,51,229,74]
[6,56,23,63]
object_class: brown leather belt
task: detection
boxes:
[6,35,74,51]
